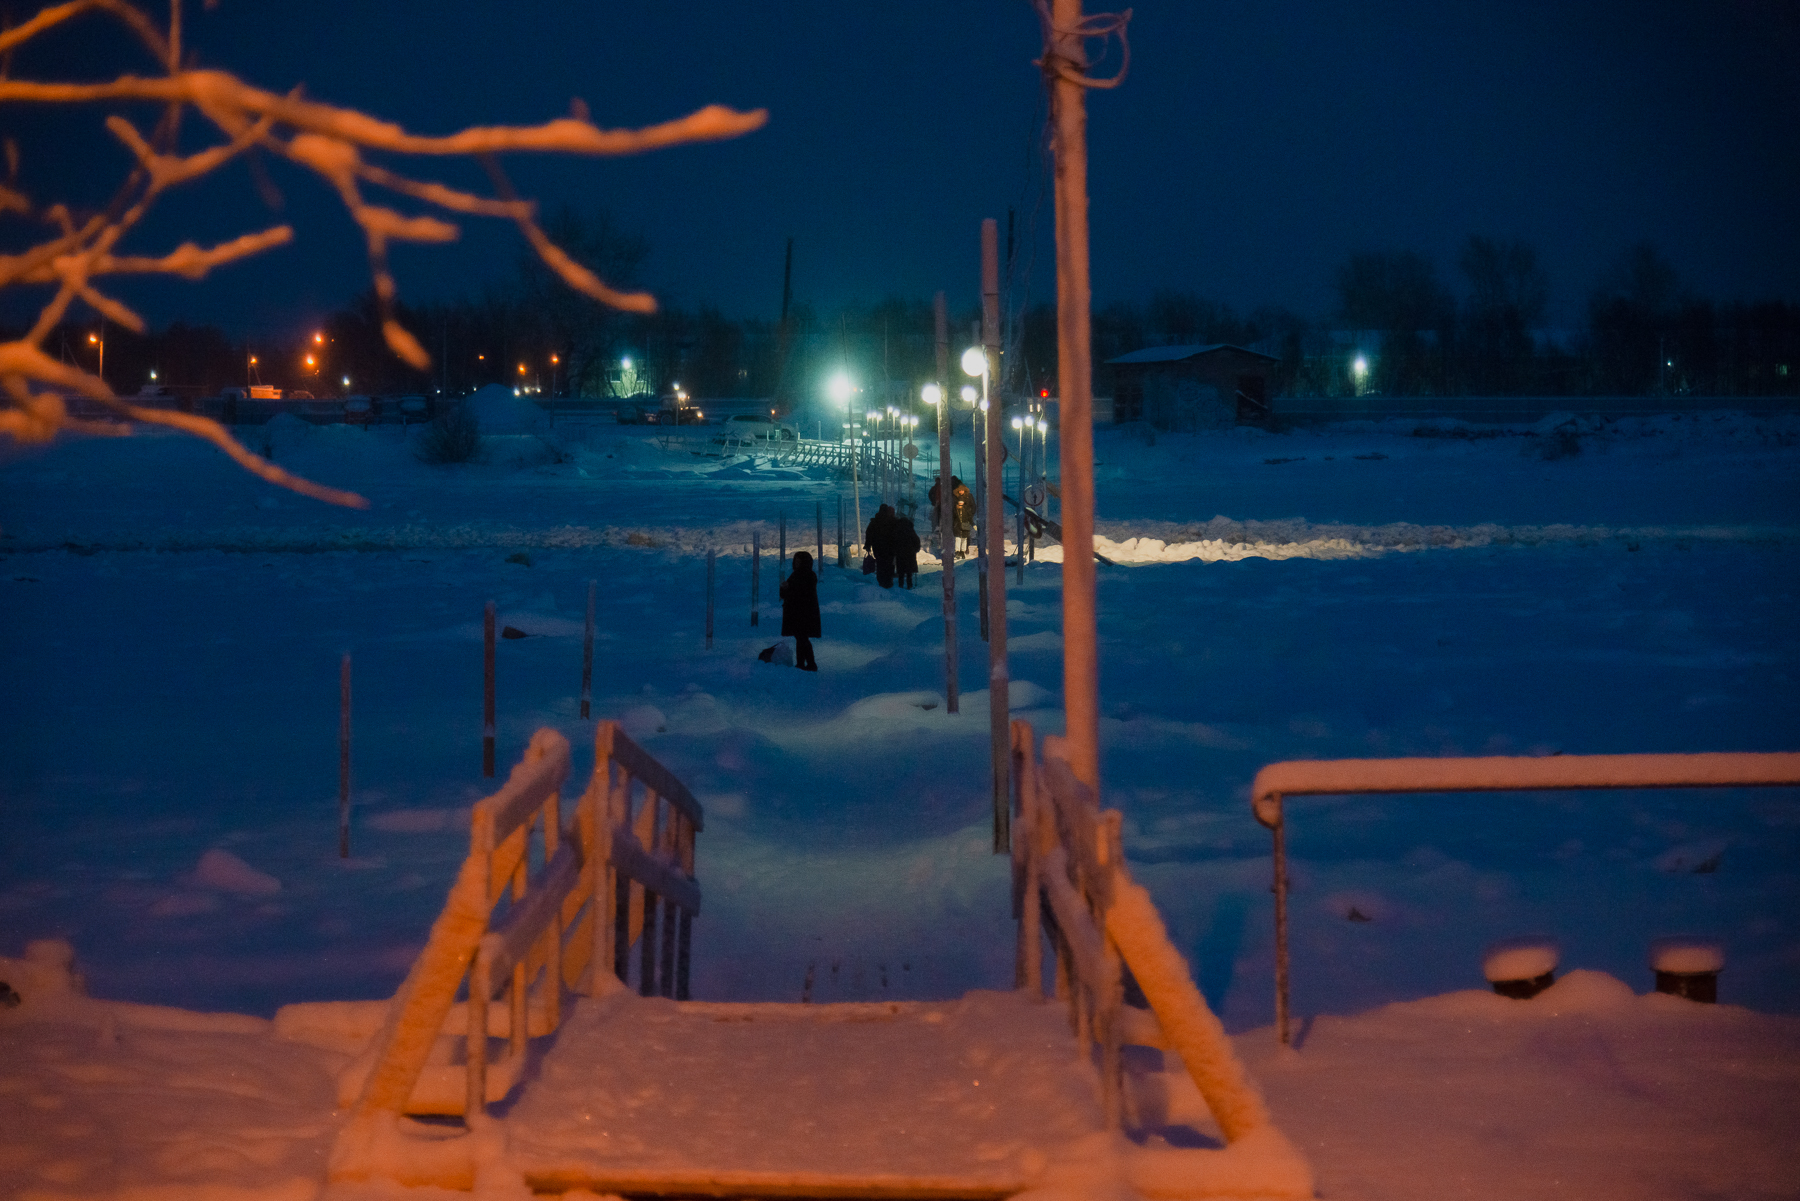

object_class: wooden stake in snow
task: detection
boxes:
[339,653,351,858]
[935,290,959,715]
[483,601,496,778]
[751,531,761,627]
[580,580,596,719]
[982,218,1011,852]
[705,549,716,649]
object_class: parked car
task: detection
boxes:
[616,402,657,425]
[724,413,799,442]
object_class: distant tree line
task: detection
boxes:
[20,220,1796,404]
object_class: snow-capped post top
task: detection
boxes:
[1482,938,1559,984]
[1650,938,1724,976]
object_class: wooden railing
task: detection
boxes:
[341,721,703,1131]
[591,720,704,1000]
[1010,719,1275,1146]
[1251,750,1800,1045]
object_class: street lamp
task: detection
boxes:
[88,332,104,387]
[1352,355,1369,395]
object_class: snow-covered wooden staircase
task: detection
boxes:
[323,721,1313,1198]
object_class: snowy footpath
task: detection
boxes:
[2,409,1798,1197]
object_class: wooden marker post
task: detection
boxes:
[751,531,761,627]
[779,512,788,583]
[581,579,596,719]
[935,290,959,715]
[706,549,716,648]
[482,601,496,777]
[338,653,351,857]
[1046,0,1106,791]
[982,217,1011,852]
[816,500,824,567]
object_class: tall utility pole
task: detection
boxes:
[982,219,1010,852]
[935,291,959,714]
[1046,0,1109,791]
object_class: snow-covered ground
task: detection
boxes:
[2,408,1797,1197]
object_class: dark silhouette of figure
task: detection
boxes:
[780,550,820,671]
[951,476,975,556]
[927,476,943,535]
[895,513,921,589]
[864,503,899,589]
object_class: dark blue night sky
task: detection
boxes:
[6,0,1797,336]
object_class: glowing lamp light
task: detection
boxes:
[1037,419,1048,433]
[921,383,942,405]
[89,333,99,345]
[827,372,854,405]
[979,399,989,412]
[313,332,324,344]
[342,375,350,387]
[622,356,632,369]
[149,370,157,381]
[1353,355,1369,378]
[1012,416,1023,430]
[961,347,986,377]
[518,363,527,374]
[960,385,978,404]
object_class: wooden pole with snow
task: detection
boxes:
[751,530,761,627]
[1047,0,1104,792]
[338,653,351,858]
[581,579,596,719]
[935,290,959,714]
[483,601,496,778]
[982,218,1011,852]
[705,549,716,649]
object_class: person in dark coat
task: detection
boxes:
[895,513,921,589]
[951,476,975,555]
[780,550,820,671]
[864,503,899,589]
[927,476,943,535]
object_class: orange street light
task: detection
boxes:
[313,331,324,345]
[88,332,104,384]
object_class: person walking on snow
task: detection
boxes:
[865,503,899,589]
[951,476,974,556]
[895,512,921,589]
[780,550,820,671]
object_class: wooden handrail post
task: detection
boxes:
[483,601,496,778]
[580,580,596,720]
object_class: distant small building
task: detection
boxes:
[1105,344,1278,428]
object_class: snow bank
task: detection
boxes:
[188,847,283,895]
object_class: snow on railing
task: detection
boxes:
[1251,750,1800,1045]
[332,722,702,1186]
[1012,721,1313,1197]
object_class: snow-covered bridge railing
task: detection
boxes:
[1252,750,1800,1045]
[593,719,703,1000]
[1010,720,1314,1197]
[331,723,703,1186]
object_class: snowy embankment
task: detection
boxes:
[5,942,1798,1200]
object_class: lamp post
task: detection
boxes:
[829,372,860,543]
[87,332,104,390]
[961,346,990,643]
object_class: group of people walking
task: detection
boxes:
[776,493,940,672]
[927,474,975,553]
[863,504,922,590]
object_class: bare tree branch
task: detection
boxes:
[0,0,765,508]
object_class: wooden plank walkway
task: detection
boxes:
[508,990,1102,1198]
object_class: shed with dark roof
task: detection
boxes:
[1105,344,1277,428]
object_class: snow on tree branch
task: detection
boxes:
[0,0,767,506]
